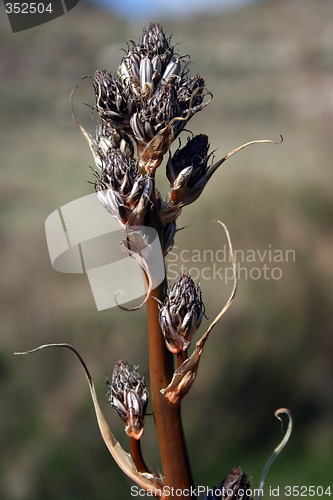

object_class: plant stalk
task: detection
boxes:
[146,279,196,499]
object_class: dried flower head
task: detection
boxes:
[159,273,204,353]
[92,120,134,163]
[166,134,211,206]
[94,147,153,227]
[92,22,210,175]
[203,468,252,500]
[106,360,148,440]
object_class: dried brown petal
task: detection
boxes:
[166,134,211,206]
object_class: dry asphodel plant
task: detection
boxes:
[16,23,292,500]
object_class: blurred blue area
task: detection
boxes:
[91,0,260,19]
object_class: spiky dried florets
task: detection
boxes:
[106,360,148,440]
[91,23,209,175]
[136,23,173,59]
[159,273,205,353]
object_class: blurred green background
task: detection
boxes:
[1,0,333,498]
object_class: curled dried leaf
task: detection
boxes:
[256,408,293,500]
[14,344,164,495]
[70,85,96,153]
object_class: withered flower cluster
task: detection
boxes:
[106,361,148,440]
[92,20,224,455]
[90,25,213,444]
[159,273,204,354]
[89,22,218,256]
[16,21,288,500]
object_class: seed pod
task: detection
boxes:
[152,55,162,75]
[159,274,204,353]
[106,361,148,440]
[93,70,130,128]
[92,120,134,161]
[166,134,211,206]
[94,147,152,227]
[136,22,174,64]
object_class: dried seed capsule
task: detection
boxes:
[92,120,134,161]
[136,22,173,62]
[127,50,141,80]
[130,113,148,144]
[94,147,152,227]
[91,23,209,177]
[106,361,148,440]
[166,134,211,206]
[159,274,204,353]
[93,70,129,128]
[162,220,177,256]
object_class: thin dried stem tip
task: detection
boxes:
[14,344,163,494]
[161,221,237,405]
[92,22,209,174]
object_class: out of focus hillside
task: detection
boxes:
[1,0,333,499]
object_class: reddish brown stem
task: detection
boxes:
[177,350,188,368]
[130,437,150,474]
[146,279,196,499]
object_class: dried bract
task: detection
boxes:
[93,70,131,129]
[166,134,211,206]
[92,23,209,175]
